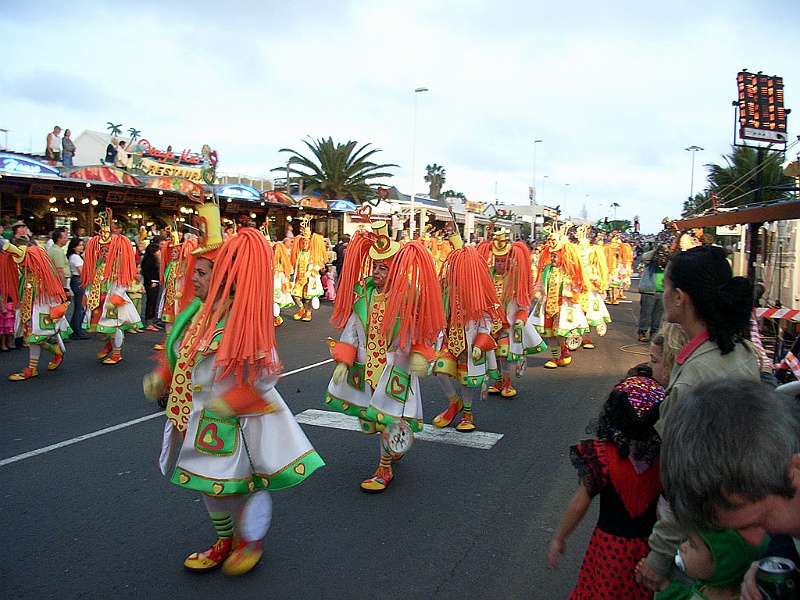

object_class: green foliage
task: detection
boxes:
[424,163,446,199]
[276,137,397,202]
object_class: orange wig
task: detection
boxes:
[441,246,501,329]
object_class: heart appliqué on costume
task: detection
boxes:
[294,463,305,475]
[174,386,183,394]
[247,481,255,493]
[179,473,190,484]
[212,482,224,495]
[198,423,224,451]
[389,375,406,396]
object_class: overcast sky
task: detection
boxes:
[1,0,796,233]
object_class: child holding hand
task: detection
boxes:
[549,376,665,599]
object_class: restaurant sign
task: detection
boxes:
[0,154,60,178]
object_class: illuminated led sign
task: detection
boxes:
[0,154,61,177]
[217,184,261,201]
[737,71,788,143]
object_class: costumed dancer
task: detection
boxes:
[324,221,445,492]
[1,239,69,380]
[432,227,502,431]
[270,235,294,327]
[479,229,546,397]
[143,203,324,575]
[531,224,589,369]
[604,235,625,305]
[575,225,611,350]
[618,237,633,300]
[82,209,141,364]
[289,217,326,322]
[154,227,197,350]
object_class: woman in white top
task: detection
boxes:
[67,237,89,340]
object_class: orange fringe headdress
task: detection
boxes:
[0,244,65,306]
[272,240,293,278]
[330,229,375,330]
[83,234,136,288]
[536,239,587,292]
[441,246,501,329]
[187,227,281,384]
[499,241,534,310]
[290,220,327,268]
[380,241,446,350]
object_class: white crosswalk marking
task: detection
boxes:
[295,409,504,450]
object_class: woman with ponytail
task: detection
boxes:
[635,244,760,592]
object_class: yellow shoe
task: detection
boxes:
[9,367,38,381]
[558,355,572,366]
[487,384,501,394]
[544,360,558,369]
[501,385,517,398]
[184,538,233,572]
[96,341,113,360]
[293,309,306,321]
[455,413,476,432]
[360,465,393,493]
[274,316,284,327]
[103,353,123,365]
[222,540,263,576]
[301,311,312,322]
[153,343,165,351]
[582,343,595,350]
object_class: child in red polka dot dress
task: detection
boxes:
[549,376,665,600]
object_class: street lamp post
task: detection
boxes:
[409,86,429,240]
[541,175,548,205]
[685,145,704,201]
[532,139,542,206]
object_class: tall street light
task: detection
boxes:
[541,175,548,204]
[532,139,542,206]
[685,145,704,201]
[409,86,429,240]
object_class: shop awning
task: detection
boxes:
[297,195,328,208]
[0,153,60,178]
[145,176,204,203]
[262,191,294,205]
[328,199,357,211]
[673,200,800,228]
[68,166,141,185]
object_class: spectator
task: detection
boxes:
[46,126,61,165]
[114,140,130,170]
[648,323,688,387]
[635,246,761,592]
[47,229,72,298]
[105,138,118,165]
[549,376,665,599]
[660,379,800,600]
[67,237,89,340]
[637,244,668,343]
[333,234,349,284]
[61,129,76,167]
[391,211,406,241]
[140,241,162,331]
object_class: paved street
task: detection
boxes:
[0,296,650,599]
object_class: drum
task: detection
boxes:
[381,418,414,458]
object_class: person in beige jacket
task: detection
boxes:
[634,245,760,592]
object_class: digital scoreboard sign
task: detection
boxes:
[737,71,788,143]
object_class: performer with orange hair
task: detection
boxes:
[143,203,323,575]
[289,217,327,322]
[82,209,141,364]
[325,221,445,492]
[432,229,502,431]
[481,229,546,397]
[531,225,589,368]
[1,239,69,380]
[270,237,294,327]
[575,225,611,350]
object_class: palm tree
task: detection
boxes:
[127,127,141,142]
[703,145,793,214]
[276,137,397,202]
[424,163,446,199]
[107,122,123,137]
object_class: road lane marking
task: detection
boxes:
[0,359,336,467]
[296,409,503,450]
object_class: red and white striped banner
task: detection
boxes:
[755,308,800,321]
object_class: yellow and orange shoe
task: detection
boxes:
[301,310,312,322]
[103,352,122,365]
[222,540,263,576]
[432,396,463,428]
[274,315,284,327]
[184,537,233,572]
[9,367,38,381]
[153,343,165,351]
[360,465,393,493]
[487,382,502,394]
[96,341,113,360]
[558,353,572,367]
[293,309,306,321]
[47,345,64,371]
[456,413,476,432]
[543,360,558,369]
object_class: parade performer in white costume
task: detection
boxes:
[1,239,69,380]
[82,209,141,364]
[143,203,324,575]
[289,218,326,322]
[432,227,502,431]
[531,224,589,368]
[324,221,445,493]
[575,225,611,350]
[479,229,546,397]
